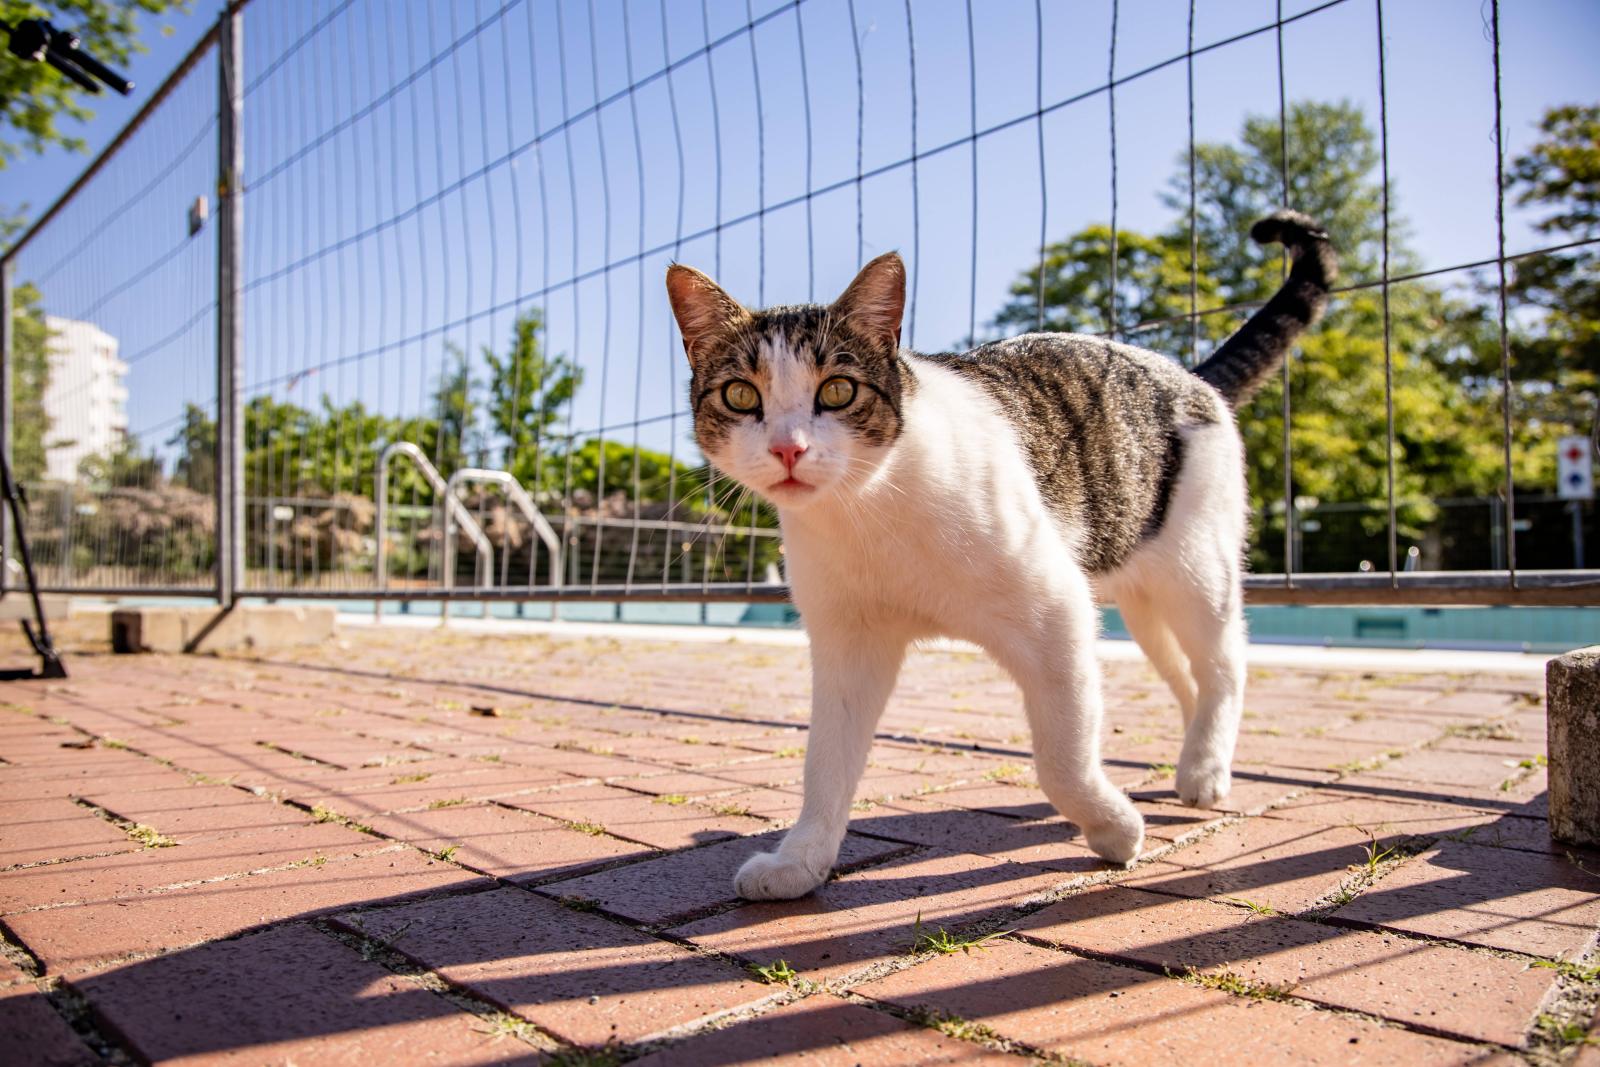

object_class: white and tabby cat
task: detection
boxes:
[666,212,1336,900]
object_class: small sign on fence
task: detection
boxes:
[1559,435,1595,501]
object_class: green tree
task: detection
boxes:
[1163,99,1396,299]
[167,401,213,492]
[1495,104,1599,488]
[560,438,709,507]
[0,1,189,171]
[6,279,53,482]
[992,226,1225,358]
[429,350,479,477]
[482,309,582,491]
[77,435,159,487]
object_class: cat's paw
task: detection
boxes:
[1177,759,1232,809]
[1084,801,1145,868]
[733,851,828,900]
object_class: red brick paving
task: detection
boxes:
[1125,816,1381,913]
[0,796,143,867]
[329,886,771,1046]
[0,623,1585,1064]
[0,976,96,1067]
[70,923,529,1065]
[1332,839,1600,958]
[361,802,653,884]
[854,938,1519,1065]
[539,831,909,925]
[0,822,379,914]
[671,849,1073,983]
[8,849,487,974]
[626,995,1020,1065]
[1015,885,1551,1046]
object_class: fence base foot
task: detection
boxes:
[1549,646,1600,846]
[111,604,336,655]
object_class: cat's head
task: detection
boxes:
[666,254,908,510]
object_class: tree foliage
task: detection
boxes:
[1495,103,1599,486]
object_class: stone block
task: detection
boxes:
[1549,646,1600,846]
[110,604,336,655]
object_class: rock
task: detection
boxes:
[1548,646,1600,846]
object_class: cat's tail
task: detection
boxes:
[1192,210,1337,407]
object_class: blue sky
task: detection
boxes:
[6,0,1599,486]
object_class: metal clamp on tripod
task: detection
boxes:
[1,16,133,96]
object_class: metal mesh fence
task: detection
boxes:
[3,35,220,594]
[3,0,1597,607]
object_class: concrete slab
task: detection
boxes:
[110,603,336,654]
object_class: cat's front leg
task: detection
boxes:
[733,626,907,900]
[984,572,1145,867]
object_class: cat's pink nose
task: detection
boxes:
[770,440,808,471]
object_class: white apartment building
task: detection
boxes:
[42,316,128,483]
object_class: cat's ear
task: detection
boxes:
[666,264,749,366]
[832,252,906,350]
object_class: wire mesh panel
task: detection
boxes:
[2,36,221,594]
[5,0,1597,605]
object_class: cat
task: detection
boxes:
[665,211,1336,900]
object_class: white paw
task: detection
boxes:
[733,851,828,900]
[1177,759,1232,808]
[1083,798,1145,867]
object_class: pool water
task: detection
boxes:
[332,599,1593,654]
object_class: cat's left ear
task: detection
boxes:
[832,252,906,350]
[666,264,749,367]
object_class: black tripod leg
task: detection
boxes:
[0,452,66,680]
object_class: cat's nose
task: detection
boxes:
[769,440,808,471]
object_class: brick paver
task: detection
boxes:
[0,822,380,914]
[1126,815,1380,913]
[71,923,530,1064]
[1332,839,1600,958]
[0,980,96,1066]
[628,995,1019,1065]
[1016,886,1551,1046]
[8,849,486,973]
[672,849,1068,983]
[0,796,142,867]
[330,886,771,1046]
[539,831,908,925]
[361,802,652,883]
[855,938,1517,1065]
[0,621,1581,1064]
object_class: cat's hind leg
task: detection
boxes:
[1117,590,1198,727]
[1164,575,1248,809]
[1149,424,1249,809]
[732,624,907,900]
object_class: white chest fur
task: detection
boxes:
[776,358,1072,640]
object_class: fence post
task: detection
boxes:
[215,10,245,607]
[0,257,12,595]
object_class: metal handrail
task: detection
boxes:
[375,443,492,597]
[443,468,563,589]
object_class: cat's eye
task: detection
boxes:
[817,376,857,410]
[722,379,761,413]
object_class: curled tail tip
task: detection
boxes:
[1250,209,1338,286]
[1250,209,1328,248]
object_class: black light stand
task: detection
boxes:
[0,13,135,679]
[0,451,65,680]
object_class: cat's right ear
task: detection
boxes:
[666,265,749,367]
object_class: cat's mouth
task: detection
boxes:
[769,475,814,495]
